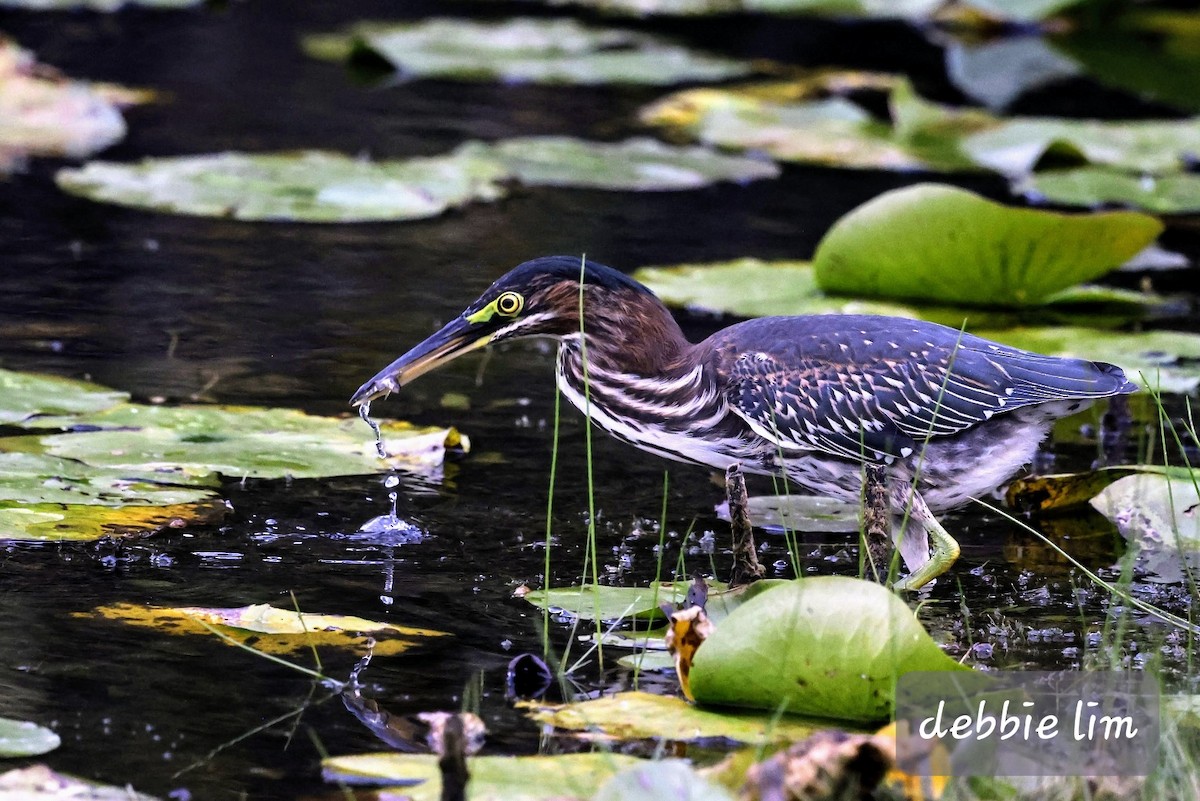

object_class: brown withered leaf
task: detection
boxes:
[664,604,714,701]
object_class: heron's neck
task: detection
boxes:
[560,291,693,377]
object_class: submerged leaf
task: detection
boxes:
[812,184,1162,308]
[595,759,735,801]
[305,17,750,85]
[688,577,969,722]
[56,148,509,222]
[0,499,224,542]
[1020,167,1200,214]
[524,691,818,744]
[0,718,60,758]
[322,751,643,800]
[33,403,465,480]
[80,602,449,656]
[487,136,779,190]
[1005,468,1139,513]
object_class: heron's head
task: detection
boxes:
[350,256,652,405]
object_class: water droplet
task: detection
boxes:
[383,475,400,489]
[359,401,387,458]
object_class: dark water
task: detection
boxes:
[1,3,1199,799]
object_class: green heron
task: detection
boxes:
[351,256,1137,589]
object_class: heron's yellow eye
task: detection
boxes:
[495,291,524,317]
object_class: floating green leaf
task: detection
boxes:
[688,577,969,722]
[79,602,449,656]
[0,40,126,169]
[962,116,1200,177]
[322,751,643,800]
[31,402,464,480]
[717,492,863,533]
[522,690,819,744]
[944,36,1080,111]
[488,136,779,190]
[976,326,1200,393]
[1020,167,1200,214]
[525,581,700,622]
[0,367,127,425]
[0,718,59,758]
[1090,472,1200,548]
[305,17,750,85]
[812,184,1162,308]
[595,759,736,801]
[501,0,1071,22]
[56,148,509,222]
[0,452,214,507]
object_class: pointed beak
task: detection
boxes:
[350,316,489,406]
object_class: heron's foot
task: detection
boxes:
[892,519,960,592]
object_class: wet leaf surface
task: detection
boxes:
[523,690,819,743]
[1090,472,1200,549]
[0,452,216,507]
[1020,167,1200,214]
[56,148,509,222]
[0,367,127,425]
[33,402,464,480]
[487,136,779,190]
[813,184,1162,307]
[524,580,702,621]
[715,492,862,533]
[595,759,735,801]
[321,751,643,799]
[304,17,751,85]
[80,602,449,656]
[0,499,224,542]
[503,0,1072,21]
[688,577,969,722]
[0,764,158,800]
[0,718,60,757]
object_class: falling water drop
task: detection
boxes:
[358,400,387,458]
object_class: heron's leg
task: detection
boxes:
[891,488,960,592]
[861,462,892,584]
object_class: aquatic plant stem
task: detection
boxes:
[577,255,603,659]
[542,372,563,659]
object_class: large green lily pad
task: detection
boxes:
[0,367,127,425]
[0,40,126,168]
[30,402,464,480]
[976,326,1200,394]
[79,602,449,656]
[1020,167,1200,214]
[688,577,969,722]
[523,690,819,744]
[812,184,1162,308]
[0,452,215,507]
[524,580,709,622]
[304,17,751,85]
[487,136,779,190]
[322,751,644,800]
[56,148,509,222]
[0,718,59,758]
[0,765,158,800]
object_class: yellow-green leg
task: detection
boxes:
[891,490,961,592]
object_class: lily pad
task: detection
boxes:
[506,0,1072,22]
[304,17,751,85]
[633,259,924,319]
[0,765,158,800]
[1090,472,1200,548]
[322,751,643,800]
[595,759,735,801]
[975,326,1200,393]
[0,499,224,542]
[944,36,1080,111]
[962,116,1200,177]
[56,147,509,222]
[0,40,125,168]
[1020,167,1200,214]
[0,718,59,758]
[0,0,199,8]
[0,452,215,508]
[525,581,702,622]
[688,576,969,722]
[80,602,449,656]
[715,492,862,533]
[812,184,1162,308]
[522,690,818,744]
[487,136,779,190]
[32,403,465,480]
[0,368,127,425]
